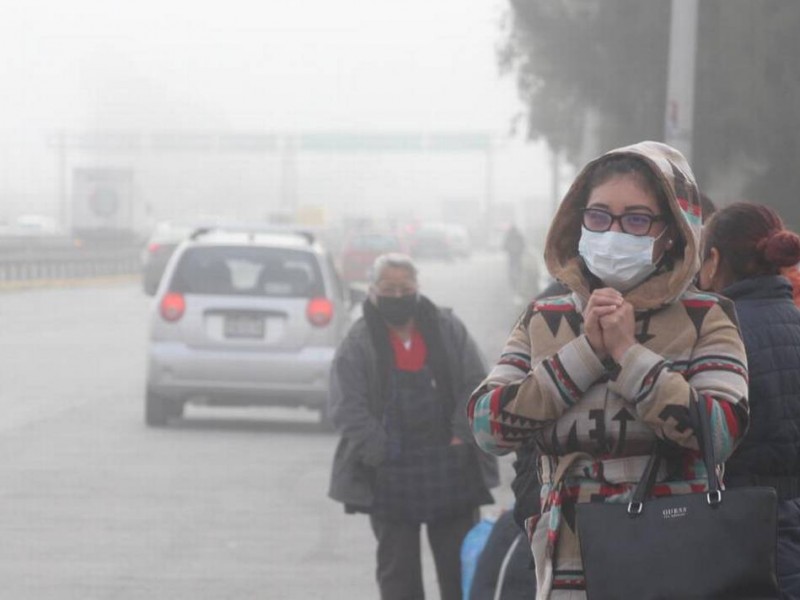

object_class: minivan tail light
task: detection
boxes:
[160,292,186,322]
[306,297,333,327]
[147,242,161,254]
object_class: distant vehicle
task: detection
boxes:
[144,226,358,427]
[409,223,471,260]
[340,231,406,283]
[445,224,472,258]
[141,221,200,295]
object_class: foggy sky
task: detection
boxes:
[1,1,519,131]
[0,0,553,226]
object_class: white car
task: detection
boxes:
[145,226,357,426]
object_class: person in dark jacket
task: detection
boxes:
[328,253,499,600]
[698,202,800,598]
[468,509,536,600]
[503,225,526,285]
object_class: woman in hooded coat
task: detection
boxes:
[468,141,749,599]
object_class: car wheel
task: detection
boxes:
[145,389,170,427]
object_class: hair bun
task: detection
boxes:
[762,230,800,268]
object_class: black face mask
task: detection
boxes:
[376,294,418,326]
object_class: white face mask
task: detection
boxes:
[578,227,663,292]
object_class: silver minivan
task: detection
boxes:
[145,227,356,426]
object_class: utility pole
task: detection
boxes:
[484,139,494,215]
[56,130,69,234]
[550,147,561,220]
[664,0,699,162]
[278,135,298,221]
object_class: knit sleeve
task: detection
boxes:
[607,297,748,461]
[468,301,608,455]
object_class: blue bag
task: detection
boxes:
[460,516,496,598]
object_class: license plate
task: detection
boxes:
[224,314,265,339]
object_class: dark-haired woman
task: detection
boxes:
[698,202,800,598]
[468,141,749,599]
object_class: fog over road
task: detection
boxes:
[0,250,522,599]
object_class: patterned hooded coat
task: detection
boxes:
[468,141,749,599]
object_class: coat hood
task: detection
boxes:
[544,140,703,310]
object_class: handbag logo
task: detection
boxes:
[662,506,688,520]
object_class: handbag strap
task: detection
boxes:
[630,443,662,505]
[493,534,524,600]
[694,395,721,495]
[629,398,720,512]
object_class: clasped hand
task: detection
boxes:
[583,288,636,363]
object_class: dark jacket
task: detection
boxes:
[720,275,800,598]
[328,295,499,510]
[469,510,536,600]
[722,275,800,490]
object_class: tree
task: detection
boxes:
[499,0,670,163]
[693,0,800,229]
[503,0,800,228]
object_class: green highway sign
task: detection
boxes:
[49,131,492,154]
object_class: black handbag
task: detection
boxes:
[576,401,779,599]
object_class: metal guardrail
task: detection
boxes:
[0,246,140,283]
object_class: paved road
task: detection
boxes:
[0,251,524,599]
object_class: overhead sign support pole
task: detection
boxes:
[664,0,699,163]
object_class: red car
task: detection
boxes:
[340,232,406,283]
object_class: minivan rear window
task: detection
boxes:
[169,246,324,297]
